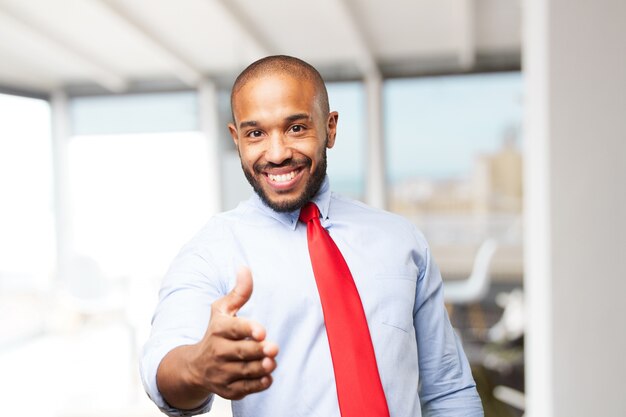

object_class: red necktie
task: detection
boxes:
[299,202,390,417]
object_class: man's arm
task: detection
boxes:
[156,267,278,410]
[412,231,484,417]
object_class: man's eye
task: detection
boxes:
[249,130,263,138]
[290,125,305,133]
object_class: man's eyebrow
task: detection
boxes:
[285,113,311,123]
[239,120,258,129]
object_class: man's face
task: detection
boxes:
[229,74,338,212]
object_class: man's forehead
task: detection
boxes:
[231,74,321,117]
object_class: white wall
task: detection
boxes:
[524,1,626,416]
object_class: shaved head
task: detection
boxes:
[230,55,330,122]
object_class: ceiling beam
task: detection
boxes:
[0,63,55,94]
[0,83,49,100]
[335,0,380,78]
[95,0,204,87]
[0,5,127,92]
[212,0,275,56]
[0,39,59,93]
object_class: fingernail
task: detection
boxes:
[251,324,264,340]
[262,357,273,370]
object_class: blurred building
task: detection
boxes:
[389,128,524,280]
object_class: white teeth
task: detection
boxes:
[268,171,296,183]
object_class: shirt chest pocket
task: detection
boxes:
[372,272,418,333]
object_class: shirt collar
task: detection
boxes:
[249,175,332,230]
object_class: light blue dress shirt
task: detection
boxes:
[140,176,483,417]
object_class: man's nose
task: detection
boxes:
[265,134,293,164]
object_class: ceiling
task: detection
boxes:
[0,0,521,96]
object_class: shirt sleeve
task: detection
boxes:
[412,228,484,417]
[139,220,231,416]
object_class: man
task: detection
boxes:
[141,55,483,417]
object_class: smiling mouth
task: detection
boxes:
[255,158,311,190]
[267,170,297,183]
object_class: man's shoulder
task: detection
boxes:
[186,202,251,244]
[330,192,425,238]
[331,192,413,225]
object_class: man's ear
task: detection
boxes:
[326,111,339,149]
[228,123,239,149]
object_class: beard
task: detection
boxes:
[242,147,327,213]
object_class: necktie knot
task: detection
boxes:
[299,202,320,223]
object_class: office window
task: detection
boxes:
[68,92,211,279]
[384,72,523,278]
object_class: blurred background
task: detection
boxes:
[0,1,623,416]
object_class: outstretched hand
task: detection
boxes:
[157,267,279,409]
[191,267,279,400]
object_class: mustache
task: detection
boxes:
[253,157,312,174]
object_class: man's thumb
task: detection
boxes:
[221,266,253,315]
